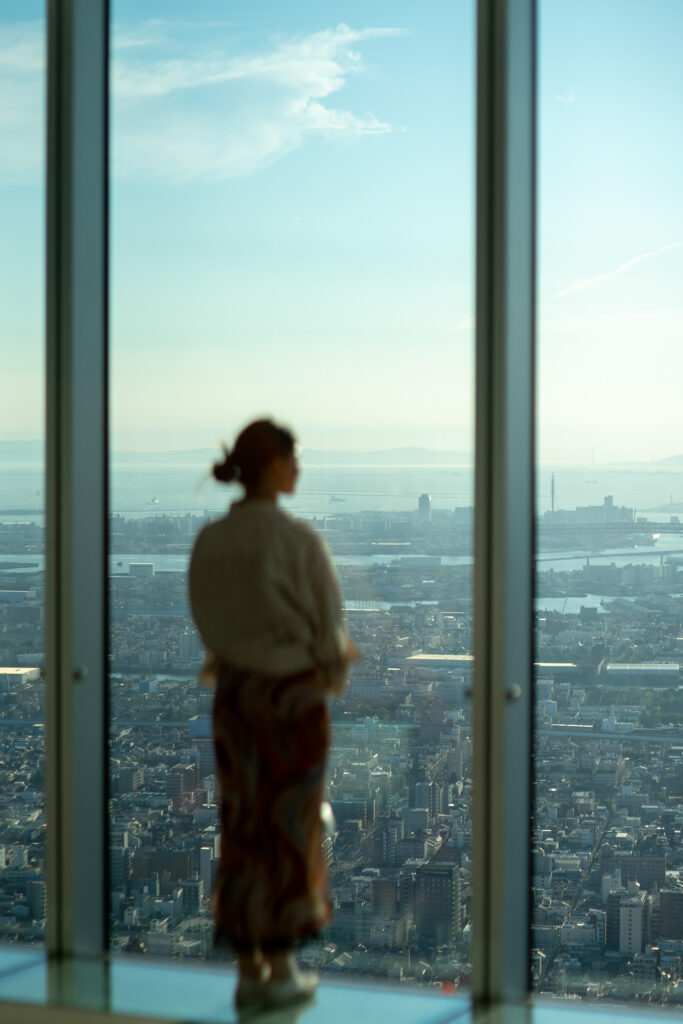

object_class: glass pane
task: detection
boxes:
[109,1,475,992]
[0,2,47,945]
[535,0,683,1004]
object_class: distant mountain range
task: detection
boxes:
[652,453,683,467]
[110,445,475,467]
[299,447,473,466]
[0,441,473,467]
[0,440,44,461]
[108,446,477,467]
[1,440,682,469]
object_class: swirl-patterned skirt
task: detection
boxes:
[211,662,332,953]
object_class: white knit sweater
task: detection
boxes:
[189,501,350,691]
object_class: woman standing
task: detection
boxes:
[189,419,357,1014]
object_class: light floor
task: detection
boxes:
[0,948,679,1024]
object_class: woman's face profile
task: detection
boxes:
[272,451,299,495]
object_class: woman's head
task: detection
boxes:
[213,419,298,493]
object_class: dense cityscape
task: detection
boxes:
[1,494,683,1004]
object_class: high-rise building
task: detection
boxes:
[199,846,214,899]
[414,781,439,820]
[606,889,625,952]
[620,855,666,892]
[659,890,683,940]
[109,846,132,888]
[414,863,461,946]
[418,494,432,523]
[619,894,648,956]
[180,876,203,917]
[26,881,47,922]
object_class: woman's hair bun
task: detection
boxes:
[211,420,295,488]
[213,448,237,484]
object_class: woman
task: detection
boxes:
[188,419,357,1014]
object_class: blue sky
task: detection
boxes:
[1,1,681,462]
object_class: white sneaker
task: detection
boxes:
[265,964,318,1010]
[234,973,269,1016]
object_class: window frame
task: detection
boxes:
[46,0,109,958]
[42,0,536,1006]
[471,0,536,1003]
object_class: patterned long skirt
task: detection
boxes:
[211,662,332,953]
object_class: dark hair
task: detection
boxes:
[213,419,296,488]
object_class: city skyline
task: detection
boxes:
[2,497,683,999]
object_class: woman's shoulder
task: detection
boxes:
[263,507,330,560]
[191,504,325,559]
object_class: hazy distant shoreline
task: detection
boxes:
[1,439,682,470]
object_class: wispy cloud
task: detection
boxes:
[555,242,683,299]
[555,90,575,105]
[113,21,171,52]
[0,20,402,184]
[112,22,403,180]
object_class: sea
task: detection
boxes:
[1,461,682,520]
[2,461,683,613]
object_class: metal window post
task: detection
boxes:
[46,0,109,958]
[472,0,536,1004]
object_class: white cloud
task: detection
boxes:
[112,22,402,180]
[113,22,170,52]
[555,90,575,105]
[114,23,402,100]
[0,20,401,184]
[555,242,683,299]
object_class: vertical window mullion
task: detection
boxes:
[46,0,109,958]
[472,0,536,1003]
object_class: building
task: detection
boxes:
[619,894,648,956]
[418,494,432,523]
[180,877,203,917]
[26,880,47,922]
[620,855,666,893]
[606,890,625,952]
[118,767,144,792]
[372,878,399,917]
[0,667,41,688]
[660,890,683,940]
[129,562,155,577]
[602,663,681,688]
[414,863,461,946]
